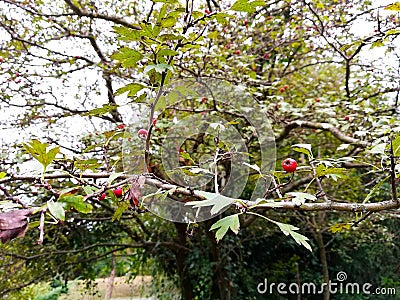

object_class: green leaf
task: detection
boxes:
[213,12,233,24]
[385,2,400,11]
[47,200,65,221]
[180,152,195,163]
[144,63,174,74]
[287,192,317,205]
[385,29,400,37]
[112,201,130,221]
[22,139,60,172]
[185,191,235,215]
[111,47,143,68]
[210,214,240,242]
[115,83,145,98]
[368,143,387,155]
[83,104,118,117]
[315,165,346,178]
[292,144,313,159]
[113,26,142,41]
[0,172,6,179]
[157,48,179,57]
[160,16,177,28]
[231,0,265,13]
[392,135,400,157]
[59,195,93,214]
[271,220,312,251]
[328,223,351,233]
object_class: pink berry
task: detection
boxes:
[137,128,148,139]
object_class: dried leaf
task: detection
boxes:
[0,209,34,243]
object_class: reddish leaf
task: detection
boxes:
[0,209,33,243]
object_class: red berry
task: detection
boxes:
[344,115,350,121]
[117,124,125,129]
[137,128,148,139]
[264,53,270,59]
[113,188,123,198]
[0,57,3,63]
[204,9,211,15]
[315,98,320,102]
[282,158,297,173]
[152,118,157,126]
[284,85,289,90]
[99,193,106,201]
[235,50,241,55]
[279,87,286,93]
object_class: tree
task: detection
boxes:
[1,0,400,299]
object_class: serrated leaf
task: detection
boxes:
[116,83,145,98]
[22,139,60,172]
[59,195,93,214]
[47,200,65,221]
[113,26,141,41]
[328,223,351,233]
[112,201,130,221]
[385,2,400,11]
[269,219,312,251]
[210,214,240,242]
[287,192,317,205]
[292,143,313,159]
[231,0,265,13]
[392,135,400,157]
[111,47,143,68]
[185,191,235,215]
[83,104,118,117]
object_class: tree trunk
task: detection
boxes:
[313,214,330,300]
[105,252,116,300]
[205,221,232,300]
[174,223,194,300]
